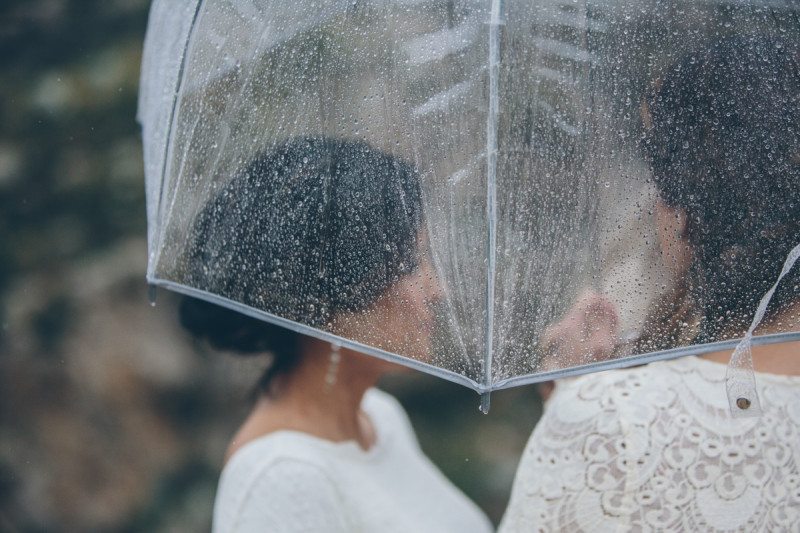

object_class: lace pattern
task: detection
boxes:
[500,357,800,532]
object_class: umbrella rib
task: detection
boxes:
[153,0,204,273]
[482,0,505,412]
[148,279,488,392]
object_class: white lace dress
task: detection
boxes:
[500,357,800,532]
[213,388,493,533]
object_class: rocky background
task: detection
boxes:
[0,2,541,531]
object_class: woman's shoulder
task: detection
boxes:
[549,356,728,407]
[217,430,339,505]
[214,436,351,532]
[222,429,333,476]
[545,357,732,424]
[216,389,412,496]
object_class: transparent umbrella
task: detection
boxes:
[139,0,800,412]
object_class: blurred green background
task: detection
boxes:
[0,2,542,531]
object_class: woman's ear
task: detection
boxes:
[655,198,692,274]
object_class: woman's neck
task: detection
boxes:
[275,340,382,445]
[225,341,383,463]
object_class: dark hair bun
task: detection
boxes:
[176,137,423,395]
[179,295,297,356]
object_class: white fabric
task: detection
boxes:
[213,388,493,533]
[500,357,800,532]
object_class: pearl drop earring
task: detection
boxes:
[324,342,341,392]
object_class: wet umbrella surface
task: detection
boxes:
[139,0,800,411]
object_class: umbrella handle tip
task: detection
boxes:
[148,284,158,307]
[479,392,491,414]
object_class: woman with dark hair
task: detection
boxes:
[501,37,800,532]
[180,138,491,532]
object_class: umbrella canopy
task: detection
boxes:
[139,0,800,409]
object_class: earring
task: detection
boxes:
[324,342,341,392]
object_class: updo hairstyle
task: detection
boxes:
[179,137,423,393]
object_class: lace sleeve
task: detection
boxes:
[217,459,353,533]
